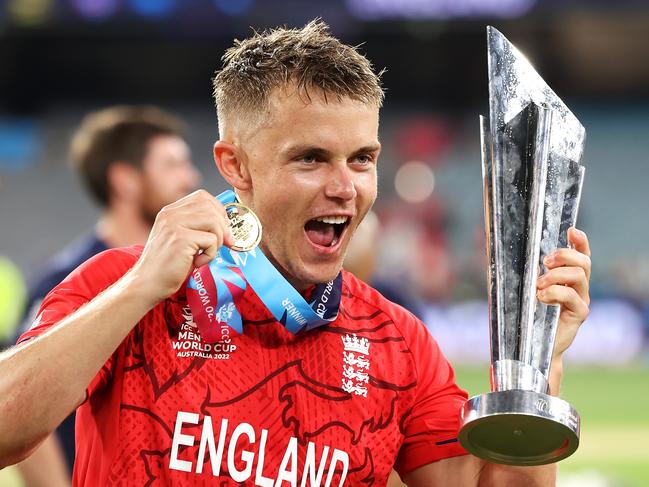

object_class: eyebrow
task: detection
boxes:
[353,144,382,155]
[283,143,382,159]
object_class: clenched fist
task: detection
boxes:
[131,190,235,304]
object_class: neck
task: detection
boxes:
[238,192,315,293]
[258,241,313,293]
[96,204,152,248]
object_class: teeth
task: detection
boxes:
[315,216,348,225]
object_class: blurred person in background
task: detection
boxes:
[3,173,68,487]
[13,105,201,486]
[344,209,424,318]
[0,22,591,486]
[376,198,456,305]
[0,176,27,348]
[0,257,26,349]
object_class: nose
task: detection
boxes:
[324,162,357,201]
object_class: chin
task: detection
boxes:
[301,264,343,286]
[264,241,343,289]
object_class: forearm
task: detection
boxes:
[0,270,157,466]
[478,463,556,487]
[548,356,563,396]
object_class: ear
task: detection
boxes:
[213,141,252,191]
[106,163,141,203]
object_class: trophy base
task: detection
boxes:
[458,390,580,466]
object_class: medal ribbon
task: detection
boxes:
[186,190,342,341]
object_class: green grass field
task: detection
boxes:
[1,366,647,486]
[455,365,649,486]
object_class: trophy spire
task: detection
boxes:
[486,26,585,161]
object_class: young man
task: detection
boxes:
[13,105,201,484]
[0,22,591,486]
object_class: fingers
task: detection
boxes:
[568,227,591,257]
[537,284,589,321]
[537,266,589,305]
[135,190,240,301]
[540,228,592,360]
[161,190,228,231]
[544,241,591,283]
[185,229,220,268]
[536,226,592,316]
[156,190,234,248]
[221,221,236,249]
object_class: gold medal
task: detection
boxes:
[224,202,262,252]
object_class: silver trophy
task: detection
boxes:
[458,27,586,465]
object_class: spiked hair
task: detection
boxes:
[213,20,384,137]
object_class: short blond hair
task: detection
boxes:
[213,19,384,137]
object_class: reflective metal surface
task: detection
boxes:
[459,390,580,466]
[459,27,586,466]
[490,359,549,395]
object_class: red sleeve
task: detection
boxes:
[17,246,141,397]
[393,309,469,476]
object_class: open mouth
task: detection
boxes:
[304,216,350,248]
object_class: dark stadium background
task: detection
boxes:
[1,1,648,485]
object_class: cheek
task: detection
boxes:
[165,168,195,196]
[355,172,377,201]
[258,193,294,227]
[144,170,169,191]
[145,176,185,208]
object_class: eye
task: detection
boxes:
[298,154,317,164]
[353,153,375,165]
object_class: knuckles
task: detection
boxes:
[167,228,184,244]
[553,248,576,262]
[575,266,587,283]
[183,188,211,201]
[190,189,218,208]
[194,189,212,199]
[553,248,591,268]
[156,205,171,223]
[207,233,220,247]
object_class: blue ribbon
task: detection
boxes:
[187,190,342,335]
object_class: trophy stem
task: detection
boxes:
[490,359,549,394]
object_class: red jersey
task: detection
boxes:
[20,247,468,486]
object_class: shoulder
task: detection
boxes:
[68,245,143,283]
[16,246,144,344]
[37,245,143,303]
[27,234,110,300]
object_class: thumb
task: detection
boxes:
[222,225,236,249]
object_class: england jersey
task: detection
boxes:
[20,247,468,486]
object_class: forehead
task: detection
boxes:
[254,87,380,148]
[269,84,379,118]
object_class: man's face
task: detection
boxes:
[237,89,380,290]
[139,134,201,223]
